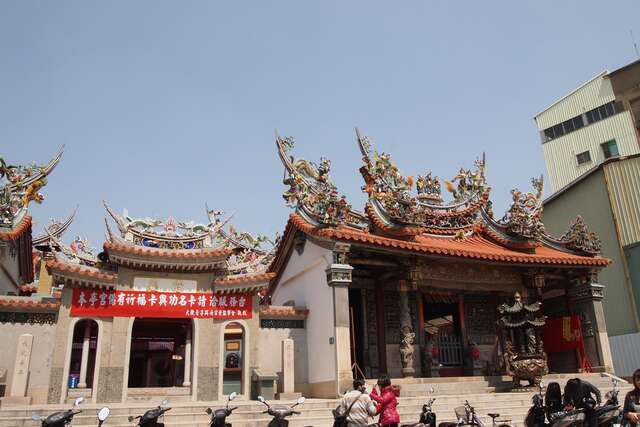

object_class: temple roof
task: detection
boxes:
[46,205,276,292]
[269,129,610,291]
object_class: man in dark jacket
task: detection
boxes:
[563,378,602,427]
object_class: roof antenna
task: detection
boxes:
[631,30,640,59]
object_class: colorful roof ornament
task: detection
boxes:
[356,128,491,234]
[103,201,217,250]
[32,207,77,248]
[499,176,546,241]
[0,148,63,230]
[276,130,368,229]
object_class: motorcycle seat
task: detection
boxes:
[488,413,500,419]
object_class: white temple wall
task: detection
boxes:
[258,327,308,394]
[0,321,56,404]
[271,239,334,388]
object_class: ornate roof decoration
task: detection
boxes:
[43,227,99,267]
[0,148,63,230]
[32,207,77,248]
[560,216,602,255]
[276,131,368,229]
[356,128,491,233]
[498,176,545,241]
[104,201,221,250]
[103,203,275,275]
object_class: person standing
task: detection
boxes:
[563,378,601,427]
[624,369,640,427]
[339,379,378,427]
[371,374,400,427]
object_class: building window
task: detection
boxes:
[585,101,624,125]
[601,139,619,159]
[576,151,592,165]
[542,100,624,143]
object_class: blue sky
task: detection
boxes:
[2,1,639,248]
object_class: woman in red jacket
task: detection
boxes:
[370,374,400,427]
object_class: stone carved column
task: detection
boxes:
[398,280,415,378]
[183,328,192,387]
[325,242,354,396]
[1,333,34,406]
[567,271,613,372]
[78,321,92,388]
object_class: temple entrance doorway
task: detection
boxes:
[423,295,464,377]
[348,288,366,378]
[128,318,192,388]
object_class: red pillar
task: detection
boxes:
[375,285,387,374]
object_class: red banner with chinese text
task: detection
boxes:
[544,315,582,353]
[70,288,252,319]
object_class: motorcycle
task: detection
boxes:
[595,379,621,427]
[97,407,111,427]
[402,397,437,427]
[31,397,85,427]
[257,395,306,427]
[525,382,548,427]
[205,391,239,427]
[128,399,172,427]
[438,400,512,427]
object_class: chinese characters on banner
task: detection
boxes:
[70,288,252,319]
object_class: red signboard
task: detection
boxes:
[70,288,252,319]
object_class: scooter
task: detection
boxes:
[402,398,437,427]
[595,379,621,427]
[97,407,111,427]
[257,395,306,427]
[438,400,512,427]
[128,399,172,427]
[525,382,548,427]
[205,392,239,427]
[31,397,85,427]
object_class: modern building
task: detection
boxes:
[534,60,640,194]
[537,60,640,338]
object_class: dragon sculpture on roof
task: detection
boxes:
[356,128,491,231]
[0,148,63,229]
[276,131,369,229]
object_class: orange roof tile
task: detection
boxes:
[46,259,118,283]
[289,214,609,267]
[214,272,276,286]
[0,298,60,310]
[0,215,32,241]
[104,240,233,260]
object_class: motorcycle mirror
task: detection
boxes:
[257,396,265,403]
[160,399,169,407]
[74,397,85,407]
[229,392,237,401]
[128,416,135,422]
[296,396,306,405]
[205,408,212,415]
[97,407,110,422]
[31,414,42,421]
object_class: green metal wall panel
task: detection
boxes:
[543,169,638,336]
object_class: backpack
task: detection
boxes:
[333,393,363,427]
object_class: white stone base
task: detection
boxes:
[0,396,32,407]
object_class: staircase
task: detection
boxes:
[0,373,628,427]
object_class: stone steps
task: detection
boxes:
[0,373,627,427]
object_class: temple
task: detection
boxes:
[0,134,614,406]
[267,129,612,397]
